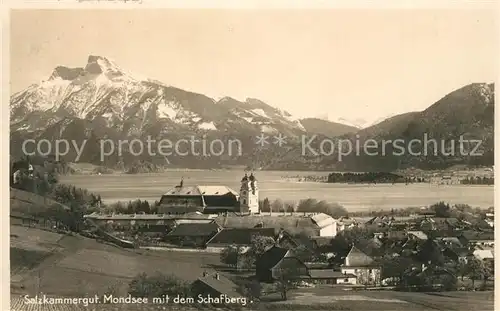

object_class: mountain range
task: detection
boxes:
[10,55,495,172]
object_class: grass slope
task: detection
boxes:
[10,226,222,298]
[10,187,70,217]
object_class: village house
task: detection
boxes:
[459,230,494,247]
[83,212,215,230]
[310,236,337,258]
[434,237,469,263]
[484,215,494,228]
[307,270,357,285]
[418,217,463,234]
[217,212,338,237]
[473,248,494,262]
[255,246,309,283]
[164,222,222,247]
[407,230,428,240]
[429,175,461,185]
[340,246,382,286]
[404,265,457,290]
[11,158,34,185]
[255,246,357,285]
[336,217,358,233]
[364,216,393,228]
[204,227,279,252]
[191,272,242,304]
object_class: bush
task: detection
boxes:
[128,272,191,298]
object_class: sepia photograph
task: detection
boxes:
[8,6,496,311]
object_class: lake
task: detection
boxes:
[59,170,494,212]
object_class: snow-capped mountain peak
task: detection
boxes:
[10,55,307,136]
[85,55,124,76]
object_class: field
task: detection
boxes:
[60,171,494,211]
[267,287,494,311]
[10,226,222,297]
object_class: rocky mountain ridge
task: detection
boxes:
[10,55,495,171]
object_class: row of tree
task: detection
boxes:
[258,198,348,218]
[461,176,494,185]
[326,172,425,184]
[104,200,160,215]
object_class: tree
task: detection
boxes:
[323,202,348,218]
[220,246,252,270]
[431,201,451,218]
[271,199,284,213]
[276,262,303,300]
[382,256,418,286]
[296,199,317,213]
[238,279,262,301]
[220,246,239,268]
[482,259,494,287]
[467,258,487,288]
[285,202,296,214]
[417,239,445,266]
[455,260,468,281]
[260,198,271,213]
[249,236,276,260]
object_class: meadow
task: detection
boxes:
[60,170,494,211]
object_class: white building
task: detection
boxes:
[239,173,259,214]
[311,213,337,237]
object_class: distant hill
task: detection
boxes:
[333,83,495,171]
[300,118,359,137]
[356,112,420,140]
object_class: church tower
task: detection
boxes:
[239,172,259,214]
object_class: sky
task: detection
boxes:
[10,9,497,126]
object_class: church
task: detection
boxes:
[157,173,259,215]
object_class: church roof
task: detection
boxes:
[163,185,238,197]
[241,174,249,182]
[198,186,238,196]
[164,186,201,196]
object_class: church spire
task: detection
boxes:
[241,172,249,182]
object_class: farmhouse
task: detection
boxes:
[83,212,215,229]
[205,227,278,252]
[340,245,382,286]
[459,230,494,247]
[255,246,359,285]
[191,272,242,303]
[336,217,358,232]
[255,246,309,283]
[164,222,222,247]
[307,270,357,285]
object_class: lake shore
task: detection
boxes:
[59,171,494,212]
